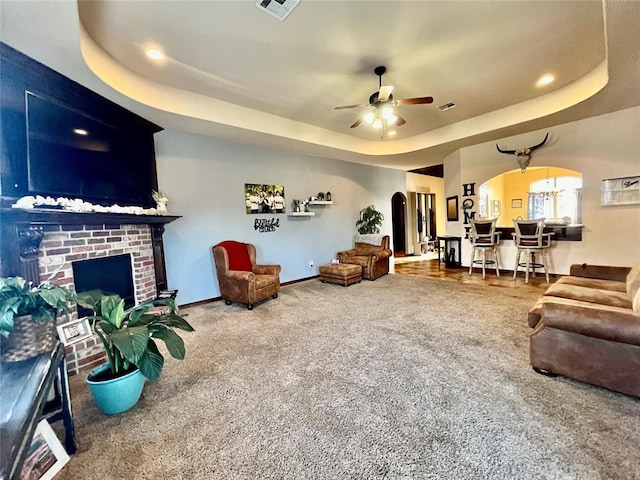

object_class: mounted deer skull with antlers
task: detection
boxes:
[496,133,549,173]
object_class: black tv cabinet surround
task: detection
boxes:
[0,43,175,292]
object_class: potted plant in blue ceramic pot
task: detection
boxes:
[77,291,194,415]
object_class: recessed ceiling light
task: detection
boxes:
[536,74,555,87]
[146,48,165,61]
[73,128,88,136]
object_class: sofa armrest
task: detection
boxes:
[225,270,255,281]
[253,264,281,276]
[541,300,640,345]
[376,249,392,259]
[569,263,631,282]
[337,249,356,261]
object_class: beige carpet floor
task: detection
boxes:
[58,275,640,479]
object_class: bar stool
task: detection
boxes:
[512,218,553,283]
[468,218,501,278]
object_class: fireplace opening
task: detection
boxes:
[73,254,135,317]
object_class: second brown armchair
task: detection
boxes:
[212,241,281,310]
[337,234,392,280]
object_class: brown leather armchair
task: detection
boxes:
[212,241,281,310]
[337,235,392,280]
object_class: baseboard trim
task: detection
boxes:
[179,275,320,310]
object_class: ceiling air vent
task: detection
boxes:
[255,0,300,21]
[438,102,456,111]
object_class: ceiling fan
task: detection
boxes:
[334,66,434,130]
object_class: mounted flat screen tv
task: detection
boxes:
[25,92,156,207]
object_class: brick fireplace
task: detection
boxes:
[40,223,158,375]
[0,209,179,376]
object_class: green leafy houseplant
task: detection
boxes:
[0,276,75,338]
[356,205,384,234]
[77,290,195,382]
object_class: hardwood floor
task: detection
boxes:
[393,257,554,294]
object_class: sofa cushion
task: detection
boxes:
[626,261,640,306]
[540,300,640,345]
[556,276,627,292]
[544,283,632,309]
[354,243,381,256]
[344,255,371,267]
[216,240,253,271]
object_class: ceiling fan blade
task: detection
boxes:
[395,114,406,126]
[350,118,363,128]
[395,96,434,106]
[334,103,369,110]
[378,85,394,102]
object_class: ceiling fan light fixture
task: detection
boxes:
[363,112,375,124]
[372,118,383,129]
[381,107,395,120]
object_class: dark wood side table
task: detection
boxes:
[437,235,463,268]
[0,342,76,480]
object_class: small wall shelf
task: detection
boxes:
[287,212,315,217]
[309,201,333,205]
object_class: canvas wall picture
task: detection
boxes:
[245,184,286,214]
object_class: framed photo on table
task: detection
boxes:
[20,420,70,480]
[56,317,92,346]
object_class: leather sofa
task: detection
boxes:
[337,234,392,280]
[212,241,281,310]
[528,261,640,397]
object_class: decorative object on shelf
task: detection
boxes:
[511,198,523,208]
[496,132,549,173]
[304,199,310,212]
[245,183,286,214]
[254,218,281,233]
[293,199,302,212]
[152,190,169,214]
[317,192,325,201]
[77,290,194,414]
[356,205,383,234]
[10,195,170,215]
[446,196,459,222]
[0,276,75,362]
[601,176,640,206]
[326,192,332,202]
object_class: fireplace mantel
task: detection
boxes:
[0,207,181,292]
[0,208,180,226]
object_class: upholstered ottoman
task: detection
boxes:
[319,263,362,287]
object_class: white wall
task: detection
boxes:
[444,106,640,274]
[155,130,406,304]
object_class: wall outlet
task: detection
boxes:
[309,260,314,268]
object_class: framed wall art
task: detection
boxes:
[511,198,523,208]
[446,196,459,222]
[601,176,640,206]
[245,184,286,214]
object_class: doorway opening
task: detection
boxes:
[391,192,407,256]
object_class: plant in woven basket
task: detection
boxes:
[356,205,384,234]
[77,290,195,382]
[0,276,76,362]
[0,276,75,338]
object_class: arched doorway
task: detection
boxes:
[391,192,407,255]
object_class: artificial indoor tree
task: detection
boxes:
[356,205,384,234]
